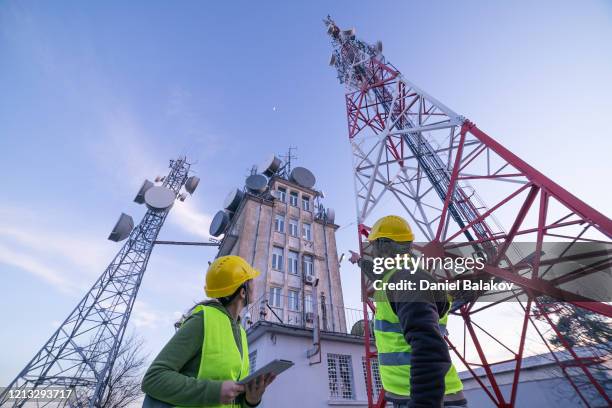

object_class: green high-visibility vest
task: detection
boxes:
[373,269,463,397]
[178,305,250,408]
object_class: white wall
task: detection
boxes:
[249,329,370,408]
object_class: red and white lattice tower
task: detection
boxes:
[324,17,611,408]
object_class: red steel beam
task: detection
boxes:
[465,121,612,237]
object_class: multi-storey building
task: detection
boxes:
[210,158,376,407]
[215,166,346,333]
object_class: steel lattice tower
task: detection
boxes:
[0,157,193,408]
[324,17,611,408]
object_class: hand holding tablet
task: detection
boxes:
[238,359,294,385]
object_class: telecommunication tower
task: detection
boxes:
[0,157,200,408]
[324,17,611,408]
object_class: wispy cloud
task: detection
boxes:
[170,200,214,240]
[0,6,216,298]
[131,300,182,329]
[89,108,165,187]
[89,109,216,241]
[0,201,215,298]
[0,206,114,293]
[89,106,216,242]
[0,243,75,292]
[0,225,110,275]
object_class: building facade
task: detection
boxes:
[246,322,381,408]
[217,175,346,333]
[210,160,379,407]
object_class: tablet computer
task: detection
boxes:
[237,359,294,385]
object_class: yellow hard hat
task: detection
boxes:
[368,215,414,242]
[205,255,260,298]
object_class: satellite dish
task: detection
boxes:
[144,186,175,211]
[185,176,200,194]
[134,179,154,204]
[341,28,355,39]
[224,188,244,211]
[326,208,335,223]
[108,213,134,242]
[259,155,282,176]
[350,319,374,337]
[209,210,230,237]
[246,174,268,193]
[290,167,316,189]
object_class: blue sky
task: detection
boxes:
[1,1,611,385]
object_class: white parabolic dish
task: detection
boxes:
[144,186,175,210]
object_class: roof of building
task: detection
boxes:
[458,345,607,379]
[246,320,366,345]
[270,175,320,196]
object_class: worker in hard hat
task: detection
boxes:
[141,255,275,407]
[350,215,467,408]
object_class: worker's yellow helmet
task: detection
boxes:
[368,215,414,242]
[205,255,260,298]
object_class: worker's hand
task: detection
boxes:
[244,374,276,406]
[348,250,361,265]
[219,381,245,404]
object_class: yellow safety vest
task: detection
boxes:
[178,305,250,408]
[373,269,463,397]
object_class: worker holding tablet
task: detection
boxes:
[142,255,275,407]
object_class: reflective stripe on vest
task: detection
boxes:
[375,318,448,336]
[177,305,250,408]
[378,351,412,366]
[373,268,463,397]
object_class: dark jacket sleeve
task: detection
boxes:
[141,314,223,406]
[388,269,451,408]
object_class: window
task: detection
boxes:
[272,247,284,271]
[277,187,286,202]
[302,195,311,211]
[303,254,314,277]
[302,223,312,241]
[288,290,299,311]
[270,287,282,308]
[249,350,257,371]
[362,357,382,401]
[305,293,313,313]
[288,250,299,275]
[275,214,285,233]
[289,191,298,206]
[289,219,299,237]
[327,354,355,400]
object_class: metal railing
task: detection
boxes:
[244,294,371,336]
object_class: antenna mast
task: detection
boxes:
[325,16,611,408]
[0,157,198,408]
[280,146,298,178]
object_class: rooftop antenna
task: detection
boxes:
[279,146,298,178]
